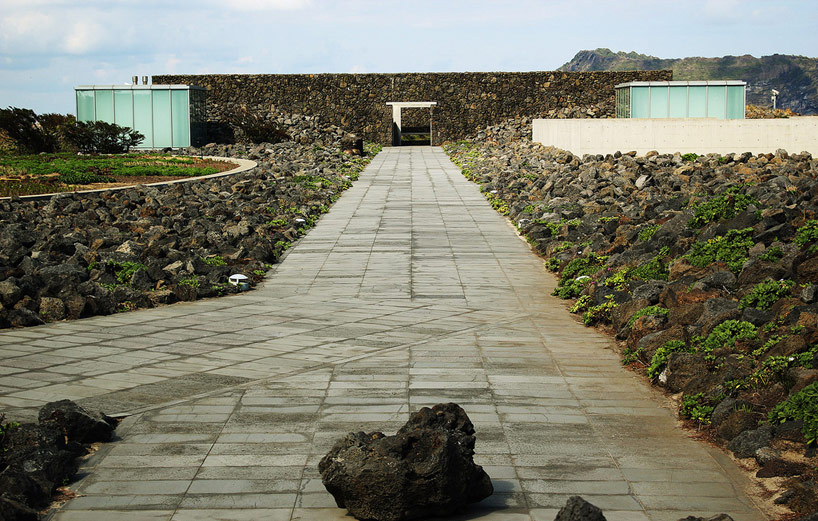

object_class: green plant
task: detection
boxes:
[106,260,148,285]
[685,227,754,273]
[0,106,59,153]
[275,240,291,251]
[604,269,630,291]
[179,278,200,288]
[485,192,509,215]
[202,256,227,267]
[630,247,671,281]
[638,224,660,242]
[61,120,144,153]
[622,346,643,365]
[759,246,784,262]
[252,269,265,276]
[739,279,794,310]
[545,257,563,271]
[769,382,818,444]
[697,320,758,361]
[582,294,618,325]
[628,305,670,328]
[570,295,592,313]
[795,220,818,250]
[648,339,688,379]
[267,218,288,227]
[688,187,759,228]
[681,153,698,162]
[0,413,21,448]
[598,216,619,223]
[680,392,715,426]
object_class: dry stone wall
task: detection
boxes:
[152,71,672,145]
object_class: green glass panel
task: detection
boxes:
[631,87,650,118]
[668,86,688,118]
[114,90,133,129]
[152,90,172,148]
[688,86,707,117]
[707,86,726,119]
[94,90,114,123]
[76,91,94,122]
[133,90,153,148]
[649,86,668,118]
[727,86,745,119]
[171,90,189,147]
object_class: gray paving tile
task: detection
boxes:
[8,147,768,521]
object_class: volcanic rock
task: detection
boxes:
[318,403,493,521]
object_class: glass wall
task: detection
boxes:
[75,86,205,148]
[114,90,133,130]
[616,82,745,119]
[631,87,650,118]
[649,86,669,118]
[76,90,94,122]
[707,86,726,119]
[668,86,687,118]
[133,90,153,148]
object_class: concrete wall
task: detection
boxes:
[152,71,672,145]
[532,117,818,156]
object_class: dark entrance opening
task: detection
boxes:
[399,125,431,146]
[386,102,437,146]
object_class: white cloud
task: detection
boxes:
[63,21,104,54]
[219,0,312,11]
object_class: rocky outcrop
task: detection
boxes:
[318,403,493,521]
[0,400,116,519]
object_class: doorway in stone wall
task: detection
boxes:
[386,102,437,146]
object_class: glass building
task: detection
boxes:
[75,85,207,148]
[615,81,746,119]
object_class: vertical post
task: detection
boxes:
[429,106,434,146]
[392,104,402,146]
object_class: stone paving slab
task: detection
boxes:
[0,147,768,520]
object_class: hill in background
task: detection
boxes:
[559,48,818,115]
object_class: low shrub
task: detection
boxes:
[769,382,818,444]
[688,187,758,228]
[61,121,144,153]
[686,227,754,273]
[647,339,688,379]
[795,220,818,251]
[628,305,670,328]
[739,279,795,310]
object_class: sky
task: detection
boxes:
[1,0,816,115]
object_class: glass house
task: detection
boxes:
[75,84,207,148]
[615,81,746,119]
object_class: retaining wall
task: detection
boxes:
[532,117,818,156]
[152,71,672,145]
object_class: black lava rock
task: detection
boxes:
[318,403,493,521]
[554,496,607,521]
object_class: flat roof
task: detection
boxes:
[615,80,746,88]
[386,102,437,108]
[75,84,206,91]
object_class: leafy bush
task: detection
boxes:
[630,247,671,281]
[227,106,290,144]
[638,224,660,242]
[696,319,758,361]
[685,227,754,273]
[680,392,715,425]
[582,294,618,325]
[739,279,795,310]
[552,252,607,299]
[628,305,670,328]
[107,260,148,284]
[795,220,818,250]
[759,246,784,262]
[0,106,57,153]
[688,187,758,228]
[648,339,688,379]
[769,382,818,444]
[61,121,143,153]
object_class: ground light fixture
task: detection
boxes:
[229,273,250,291]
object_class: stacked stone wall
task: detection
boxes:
[153,70,672,144]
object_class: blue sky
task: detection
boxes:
[1,0,816,115]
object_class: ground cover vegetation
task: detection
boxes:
[0,107,236,197]
[445,119,818,518]
[0,110,379,328]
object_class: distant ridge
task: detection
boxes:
[559,48,818,115]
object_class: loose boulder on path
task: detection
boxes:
[318,402,493,521]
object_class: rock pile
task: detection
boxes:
[445,122,818,516]
[319,403,493,521]
[0,400,116,520]
[0,118,377,329]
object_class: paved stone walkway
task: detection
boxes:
[1,147,767,521]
